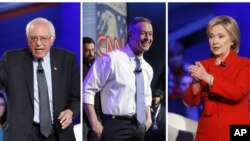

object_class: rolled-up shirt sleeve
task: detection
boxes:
[82,55,112,105]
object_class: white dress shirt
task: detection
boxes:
[83,45,153,116]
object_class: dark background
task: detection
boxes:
[169,3,250,64]
[128,3,166,90]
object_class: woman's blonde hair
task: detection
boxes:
[206,15,240,53]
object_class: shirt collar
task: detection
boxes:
[33,51,50,63]
[122,44,144,63]
[211,49,237,67]
[223,49,237,67]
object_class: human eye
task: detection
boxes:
[30,36,38,41]
[140,32,146,36]
[40,37,46,41]
[41,36,51,42]
[208,34,214,39]
[148,32,153,37]
[218,35,224,38]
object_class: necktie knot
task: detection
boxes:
[135,57,142,74]
[38,58,43,63]
[37,59,44,74]
[135,57,141,68]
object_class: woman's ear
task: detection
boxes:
[231,42,234,46]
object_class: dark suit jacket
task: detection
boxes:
[0,48,80,141]
[145,105,166,141]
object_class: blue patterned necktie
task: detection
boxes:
[37,59,52,137]
[135,57,146,124]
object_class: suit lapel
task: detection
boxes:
[23,49,34,106]
[50,49,60,118]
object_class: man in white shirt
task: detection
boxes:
[83,17,154,141]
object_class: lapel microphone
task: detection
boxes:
[219,61,226,67]
[37,68,44,74]
[135,68,142,74]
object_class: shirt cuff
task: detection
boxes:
[145,96,152,106]
[82,93,95,105]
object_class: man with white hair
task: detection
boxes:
[0,17,80,141]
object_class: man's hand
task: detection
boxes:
[57,109,73,129]
[91,120,103,139]
[144,106,152,131]
[83,103,103,139]
[144,118,152,131]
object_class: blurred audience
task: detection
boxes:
[82,37,103,141]
[168,41,189,116]
[0,91,7,141]
[83,37,96,79]
[145,89,165,141]
[168,41,201,121]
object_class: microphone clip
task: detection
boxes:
[37,69,44,74]
[219,61,226,67]
[134,68,142,74]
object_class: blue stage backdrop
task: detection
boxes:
[96,3,127,57]
[169,3,250,65]
[0,3,80,65]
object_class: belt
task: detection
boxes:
[103,114,137,121]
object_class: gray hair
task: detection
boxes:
[128,17,152,34]
[26,17,55,37]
